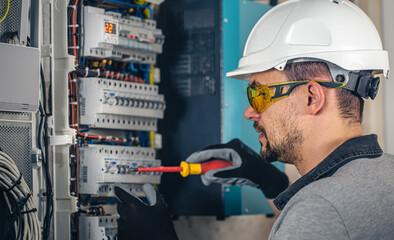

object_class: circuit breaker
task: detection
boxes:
[78,145,161,196]
[65,1,166,239]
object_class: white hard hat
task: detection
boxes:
[226,0,390,81]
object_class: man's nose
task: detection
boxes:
[244,105,261,121]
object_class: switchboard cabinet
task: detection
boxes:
[159,0,284,218]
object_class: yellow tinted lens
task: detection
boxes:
[247,85,272,113]
[247,80,343,113]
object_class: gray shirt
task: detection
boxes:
[270,136,394,239]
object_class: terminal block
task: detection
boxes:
[79,145,161,195]
[78,77,165,130]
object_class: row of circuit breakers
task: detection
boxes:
[73,1,165,239]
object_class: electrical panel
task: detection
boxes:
[66,1,166,239]
[1,0,284,239]
[159,0,281,218]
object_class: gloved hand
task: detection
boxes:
[186,139,289,199]
[115,184,178,240]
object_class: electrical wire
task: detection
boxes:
[0,0,10,23]
[68,0,80,64]
[72,0,79,59]
[75,66,146,83]
[69,73,77,129]
[91,0,153,19]
[149,64,154,85]
[67,4,82,237]
[75,76,80,131]
[39,65,53,240]
[0,151,41,240]
[76,131,140,145]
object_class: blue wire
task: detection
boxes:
[145,131,148,147]
[80,57,86,66]
[144,131,148,147]
[107,198,117,205]
[105,63,111,70]
[79,126,91,133]
[106,9,120,13]
[140,132,145,147]
[129,62,138,72]
[136,8,143,18]
[102,0,153,19]
[145,5,153,19]
[145,72,149,84]
[138,64,150,83]
[139,64,150,72]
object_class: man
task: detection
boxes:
[115,0,394,239]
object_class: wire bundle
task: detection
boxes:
[76,131,141,145]
[39,66,53,240]
[75,66,146,83]
[0,151,41,240]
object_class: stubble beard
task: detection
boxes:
[254,115,303,165]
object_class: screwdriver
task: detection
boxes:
[131,160,233,177]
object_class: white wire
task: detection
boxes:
[0,151,41,240]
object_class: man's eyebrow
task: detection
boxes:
[250,80,258,86]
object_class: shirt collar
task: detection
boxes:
[274,134,383,210]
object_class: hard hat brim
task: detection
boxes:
[226,50,390,80]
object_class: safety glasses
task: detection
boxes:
[247,80,346,113]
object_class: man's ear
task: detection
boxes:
[305,81,325,115]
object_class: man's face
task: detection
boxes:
[244,70,304,164]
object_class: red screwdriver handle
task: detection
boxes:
[200,159,233,174]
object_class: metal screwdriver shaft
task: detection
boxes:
[129,160,233,177]
[133,166,183,173]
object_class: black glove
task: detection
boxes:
[186,139,289,199]
[115,184,178,240]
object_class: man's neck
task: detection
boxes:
[295,122,362,176]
